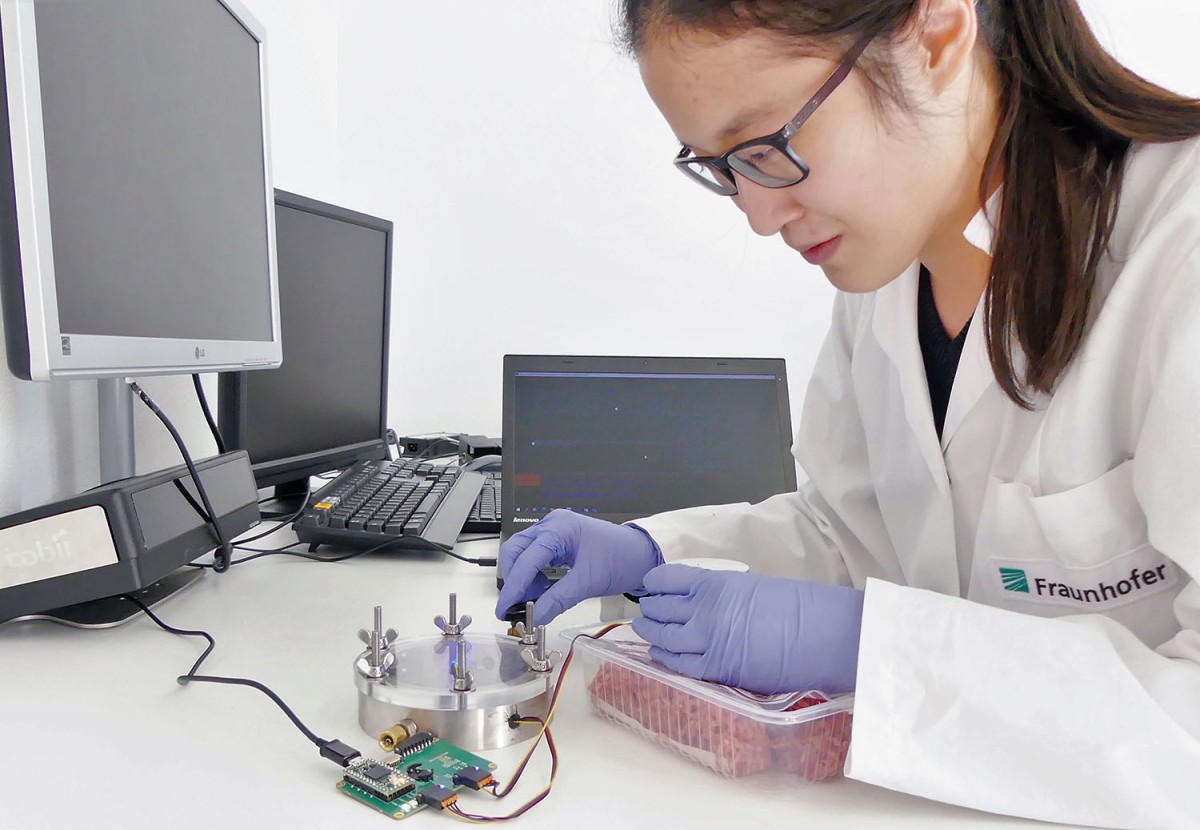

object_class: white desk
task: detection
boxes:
[0,531,1089,830]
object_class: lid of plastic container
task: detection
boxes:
[673,557,750,572]
[561,623,854,724]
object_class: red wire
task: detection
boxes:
[447,722,558,822]
[444,623,626,822]
[491,623,624,799]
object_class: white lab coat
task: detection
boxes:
[632,137,1200,830]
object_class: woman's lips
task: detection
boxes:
[800,236,842,266]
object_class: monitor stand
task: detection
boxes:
[259,477,312,520]
[4,567,205,629]
[98,377,137,483]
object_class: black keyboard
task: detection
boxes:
[293,458,485,551]
[462,471,501,534]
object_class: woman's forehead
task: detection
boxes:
[637,29,842,152]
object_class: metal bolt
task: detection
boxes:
[434,592,472,636]
[520,625,562,673]
[355,604,396,679]
[513,601,538,646]
[452,639,474,692]
[358,605,398,651]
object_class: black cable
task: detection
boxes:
[187,540,311,569]
[229,543,364,566]
[125,595,360,766]
[234,482,313,546]
[128,380,234,572]
[259,537,494,567]
[172,478,211,522]
[239,547,350,563]
[438,544,498,567]
[192,373,227,454]
[189,530,497,570]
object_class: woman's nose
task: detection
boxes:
[730,175,805,237]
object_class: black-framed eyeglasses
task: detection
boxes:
[673,34,874,196]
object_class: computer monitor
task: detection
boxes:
[218,190,393,512]
[0,0,281,381]
[0,0,278,623]
[501,355,799,535]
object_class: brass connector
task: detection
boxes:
[377,718,419,752]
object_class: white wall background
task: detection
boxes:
[1,0,1198,515]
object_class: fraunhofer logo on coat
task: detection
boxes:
[994,553,1178,609]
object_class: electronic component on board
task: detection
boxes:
[335,735,496,820]
[406,763,434,783]
[392,731,436,758]
[452,766,495,791]
[342,758,415,803]
[418,784,458,810]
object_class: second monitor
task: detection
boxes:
[219,190,392,513]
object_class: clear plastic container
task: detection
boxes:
[563,624,854,782]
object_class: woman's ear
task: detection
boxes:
[916,0,980,95]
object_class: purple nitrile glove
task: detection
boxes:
[493,509,663,626]
[631,565,865,695]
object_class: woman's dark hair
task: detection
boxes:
[619,0,1200,406]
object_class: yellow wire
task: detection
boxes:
[443,808,492,825]
[501,622,629,790]
[451,622,630,822]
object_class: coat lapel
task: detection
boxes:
[940,290,994,450]
[870,262,949,493]
[941,188,1003,450]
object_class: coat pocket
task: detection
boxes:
[992,459,1145,566]
[972,460,1182,634]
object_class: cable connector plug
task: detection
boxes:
[452,766,495,791]
[319,738,362,767]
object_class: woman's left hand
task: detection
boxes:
[631,565,866,695]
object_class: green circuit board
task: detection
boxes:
[337,735,496,820]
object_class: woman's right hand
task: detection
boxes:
[493,509,663,625]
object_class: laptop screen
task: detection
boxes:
[501,355,797,538]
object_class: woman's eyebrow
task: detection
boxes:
[682,103,780,155]
[718,104,779,141]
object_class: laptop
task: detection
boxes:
[500,355,798,542]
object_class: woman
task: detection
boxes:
[495,1,1200,826]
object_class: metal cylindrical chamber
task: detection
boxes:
[355,632,557,752]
